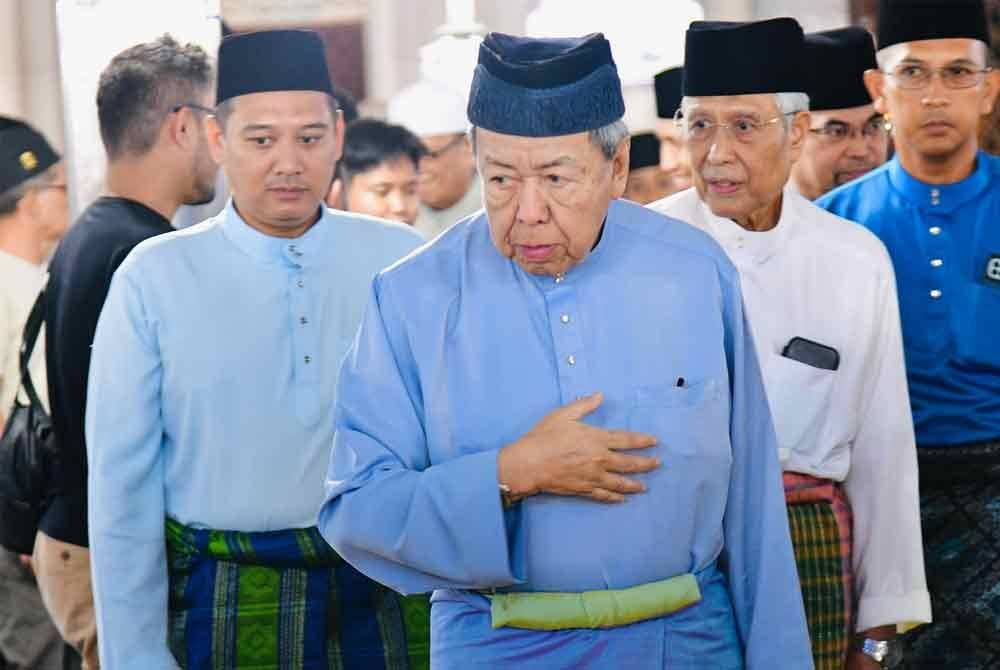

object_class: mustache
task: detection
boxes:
[266,181,309,190]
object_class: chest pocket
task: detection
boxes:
[627,379,727,457]
[762,352,837,462]
[956,283,1000,370]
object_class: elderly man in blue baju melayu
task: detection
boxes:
[319,32,813,669]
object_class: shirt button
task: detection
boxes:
[300,316,308,325]
[930,259,943,268]
[560,314,571,324]
[567,355,576,366]
[930,188,940,205]
[929,226,941,236]
[930,289,942,299]
[554,274,565,284]
[304,355,312,364]
[297,280,304,288]
[289,244,297,252]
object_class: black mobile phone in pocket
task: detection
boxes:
[781,337,840,371]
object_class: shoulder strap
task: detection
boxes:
[17,288,47,411]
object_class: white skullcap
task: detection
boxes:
[387,79,469,137]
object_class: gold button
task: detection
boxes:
[555,274,565,284]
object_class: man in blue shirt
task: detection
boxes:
[85,30,425,669]
[319,32,811,669]
[819,1,1000,667]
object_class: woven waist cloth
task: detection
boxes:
[783,471,854,670]
[165,518,430,670]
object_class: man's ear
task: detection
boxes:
[864,69,888,115]
[980,69,999,117]
[787,110,810,164]
[326,177,344,209]
[610,138,630,199]
[205,115,225,165]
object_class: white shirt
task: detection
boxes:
[0,249,47,420]
[413,177,483,240]
[650,187,931,632]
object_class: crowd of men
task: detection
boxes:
[0,0,997,668]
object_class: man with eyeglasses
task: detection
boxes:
[0,116,68,670]
[818,1,1000,667]
[652,17,929,670]
[388,80,481,239]
[791,27,891,200]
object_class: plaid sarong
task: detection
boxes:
[165,518,430,670]
[783,472,853,670]
[903,440,1000,670]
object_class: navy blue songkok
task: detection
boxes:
[0,117,59,196]
[684,18,807,96]
[467,32,625,137]
[877,0,991,50]
[805,27,877,111]
[654,67,683,119]
[216,30,335,105]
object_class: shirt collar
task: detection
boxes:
[698,186,799,266]
[887,151,992,213]
[220,199,330,267]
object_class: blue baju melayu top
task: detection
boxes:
[85,202,423,669]
[818,152,1000,446]
[319,199,813,669]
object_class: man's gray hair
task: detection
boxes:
[0,165,59,217]
[469,119,629,160]
[679,92,810,130]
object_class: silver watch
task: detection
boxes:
[858,638,903,669]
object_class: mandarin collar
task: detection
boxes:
[699,186,799,266]
[220,200,330,267]
[887,152,992,214]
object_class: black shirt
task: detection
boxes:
[42,197,172,546]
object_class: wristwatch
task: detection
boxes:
[857,637,903,669]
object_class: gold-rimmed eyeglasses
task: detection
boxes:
[809,116,888,145]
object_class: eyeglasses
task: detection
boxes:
[171,103,215,115]
[809,116,888,144]
[674,109,797,144]
[422,133,466,159]
[886,64,993,90]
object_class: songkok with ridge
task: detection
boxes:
[683,18,807,96]
[467,32,625,137]
[216,30,335,105]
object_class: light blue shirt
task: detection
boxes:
[85,202,423,669]
[818,153,1000,446]
[319,200,813,668]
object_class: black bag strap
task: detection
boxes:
[17,288,47,412]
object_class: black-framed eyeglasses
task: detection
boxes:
[809,116,888,144]
[886,64,993,90]
[422,133,466,159]
[171,103,215,115]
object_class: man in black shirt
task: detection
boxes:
[36,35,217,669]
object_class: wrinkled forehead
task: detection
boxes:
[877,38,990,70]
[682,93,781,118]
[476,127,599,169]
